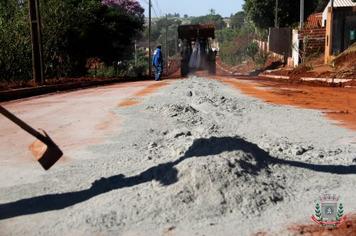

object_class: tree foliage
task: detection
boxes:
[216,28,241,44]
[218,25,255,65]
[246,41,259,61]
[315,0,329,12]
[230,11,245,29]
[0,0,32,82]
[144,16,182,57]
[0,0,144,82]
[191,11,226,30]
[243,0,322,29]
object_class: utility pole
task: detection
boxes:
[274,0,278,28]
[300,0,304,29]
[165,14,168,76]
[148,0,152,78]
[28,0,44,85]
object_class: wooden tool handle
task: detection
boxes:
[0,105,48,144]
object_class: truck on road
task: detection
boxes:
[178,24,217,77]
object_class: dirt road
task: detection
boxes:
[0,81,170,187]
[0,76,356,236]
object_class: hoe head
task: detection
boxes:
[31,130,63,170]
[1,105,63,170]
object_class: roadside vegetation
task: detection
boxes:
[0,0,145,85]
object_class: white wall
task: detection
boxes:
[292,29,300,67]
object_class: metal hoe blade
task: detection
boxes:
[0,105,63,170]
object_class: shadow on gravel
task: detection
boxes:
[1,136,355,220]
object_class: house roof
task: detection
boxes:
[329,0,356,8]
[322,0,356,26]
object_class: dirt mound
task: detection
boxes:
[332,43,356,80]
[289,64,316,79]
[333,43,356,68]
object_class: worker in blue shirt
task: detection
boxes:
[152,45,163,81]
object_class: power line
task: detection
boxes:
[152,5,159,18]
[154,0,163,16]
[139,0,161,18]
[151,0,161,18]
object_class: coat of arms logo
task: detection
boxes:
[311,193,346,227]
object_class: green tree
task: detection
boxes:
[216,20,255,66]
[219,32,251,65]
[0,0,32,82]
[216,28,240,44]
[209,9,216,15]
[230,11,245,29]
[316,0,329,12]
[0,0,145,82]
[191,13,226,30]
[243,0,321,29]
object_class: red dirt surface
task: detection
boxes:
[0,81,153,170]
[219,76,356,131]
[287,214,356,236]
[118,81,170,107]
[119,98,140,107]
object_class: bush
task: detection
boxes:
[246,42,259,61]
[219,35,251,65]
[88,66,117,78]
[216,23,255,66]
[254,51,269,68]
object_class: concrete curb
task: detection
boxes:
[300,77,352,83]
[259,73,352,84]
[0,77,150,102]
[259,74,290,80]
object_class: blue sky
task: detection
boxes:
[137,0,244,17]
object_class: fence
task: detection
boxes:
[254,40,268,53]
